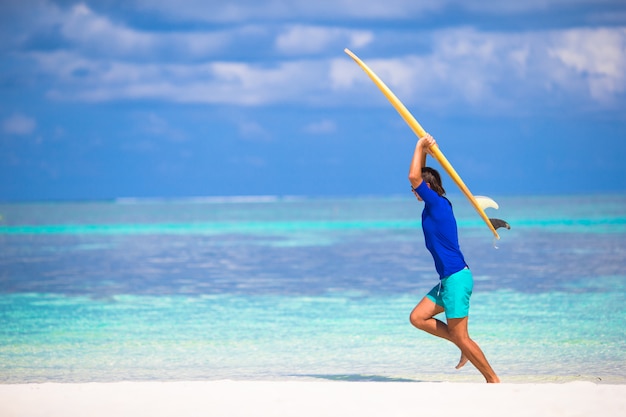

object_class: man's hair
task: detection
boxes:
[421,167,446,196]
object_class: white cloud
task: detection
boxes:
[61,4,155,54]
[63,4,245,60]
[48,4,374,61]
[303,119,337,135]
[15,2,626,113]
[11,2,250,61]
[135,113,187,142]
[548,28,626,101]
[31,25,626,113]
[275,25,373,55]
[2,113,37,135]
[33,50,333,106]
[238,120,272,141]
[333,27,626,111]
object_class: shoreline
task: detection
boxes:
[1,380,625,417]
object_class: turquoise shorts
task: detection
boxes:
[426,268,473,319]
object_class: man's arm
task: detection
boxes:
[408,133,436,189]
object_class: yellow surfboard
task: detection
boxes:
[344,48,509,239]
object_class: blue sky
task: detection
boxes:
[1,0,625,201]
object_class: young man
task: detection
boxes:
[408,133,500,383]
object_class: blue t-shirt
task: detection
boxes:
[414,181,467,279]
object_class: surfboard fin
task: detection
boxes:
[489,218,510,230]
[476,196,510,231]
[475,195,499,211]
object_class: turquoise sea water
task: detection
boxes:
[0,195,625,383]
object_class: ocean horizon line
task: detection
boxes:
[1,190,625,205]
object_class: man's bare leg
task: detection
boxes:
[410,298,467,368]
[410,297,449,340]
[447,317,500,383]
[410,297,499,383]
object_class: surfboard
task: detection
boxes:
[344,48,509,239]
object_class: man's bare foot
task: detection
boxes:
[455,353,469,370]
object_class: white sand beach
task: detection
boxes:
[1,380,624,417]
